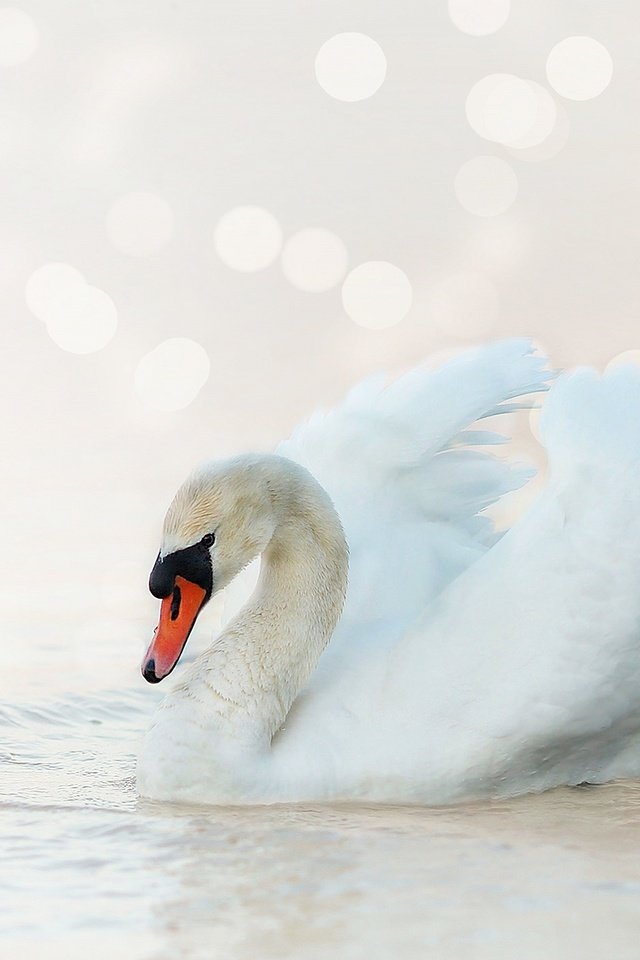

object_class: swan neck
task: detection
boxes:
[199,461,348,743]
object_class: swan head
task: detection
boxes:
[141,456,278,683]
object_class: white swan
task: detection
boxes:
[137,339,640,805]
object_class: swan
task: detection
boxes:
[137,338,640,805]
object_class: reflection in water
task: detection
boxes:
[2,640,640,960]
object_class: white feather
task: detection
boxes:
[138,342,640,804]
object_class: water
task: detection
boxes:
[3,615,640,959]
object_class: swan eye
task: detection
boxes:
[201,532,215,548]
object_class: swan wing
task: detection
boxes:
[378,364,640,797]
[278,338,551,632]
[276,364,640,801]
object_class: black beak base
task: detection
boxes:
[149,542,213,602]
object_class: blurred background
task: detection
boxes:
[1,0,638,689]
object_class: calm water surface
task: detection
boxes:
[2,615,640,960]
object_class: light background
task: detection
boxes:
[1,0,638,661]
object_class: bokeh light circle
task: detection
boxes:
[0,8,38,66]
[342,261,412,329]
[106,191,173,256]
[466,74,556,147]
[546,36,613,101]
[448,0,509,35]
[281,228,348,292]
[25,263,86,321]
[466,74,506,140]
[135,337,210,412]
[429,273,499,339]
[214,206,283,272]
[506,82,557,149]
[455,156,518,217]
[45,285,118,354]
[483,75,536,144]
[315,33,386,102]
[25,263,118,354]
[507,101,570,162]
[605,350,640,373]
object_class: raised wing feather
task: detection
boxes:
[279,338,549,539]
[376,364,640,798]
[275,363,640,802]
[278,339,551,633]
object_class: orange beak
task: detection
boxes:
[141,575,208,683]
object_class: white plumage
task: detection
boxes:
[137,339,640,804]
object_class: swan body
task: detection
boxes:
[137,339,640,804]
